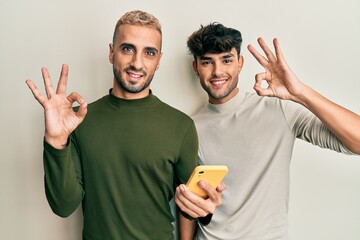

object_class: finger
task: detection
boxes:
[253,85,270,97]
[76,100,88,120]
[253,84,274,97]
[175,189,201,218]
[56,64,68,94]
[198,181,218,202]
[175,188,201,218]
[257,37,277,63]
[176,201,200,218]
[67,92,88,120]
[273,38,286,64]
[253,72,266,89]
[216,182,226,192]
[176,185,208,217]
[41,67,56,99]
[247,44,269,67]
[253,73,274,97]
[67,92,85,104]
[25,79,47,106]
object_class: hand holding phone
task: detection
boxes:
[186,165,228,198]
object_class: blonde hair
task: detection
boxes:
[113,10,162,43]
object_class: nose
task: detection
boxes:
[130,52,144,71]
[212,62,223,77]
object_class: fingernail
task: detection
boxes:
[179,185,185,192]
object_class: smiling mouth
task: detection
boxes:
[125,66,146,80]
[210,79,227,87]
[127,71,143,79]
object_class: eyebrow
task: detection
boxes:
[199,56,213,61]
[222,53,235,59]
[145,47,159,54]
[119,42,159,54]
[199,52,235,61]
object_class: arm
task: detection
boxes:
[43,137,84,217]
[178,212,197,240]
[26,64,87,216]
[247,38,360,154]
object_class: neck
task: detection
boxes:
[209,87,239,104]
[111,84,151,100]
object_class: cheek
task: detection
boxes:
[115,51,130,60]
[198,69,210,79]
[229,68,240,78]
[199,77,208,86]
[113,55,130,68]
[149,64,158,72]
[145,59,160,72]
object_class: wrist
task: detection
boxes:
[44,134,69,149]
[290,83,311,106]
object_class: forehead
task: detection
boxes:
[115,24,162,50]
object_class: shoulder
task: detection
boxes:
[87,95,109,109]
[245,92,281,106]
[154,96,193,123]
[72,95,108,113]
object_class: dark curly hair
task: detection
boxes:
[187,23,242,60]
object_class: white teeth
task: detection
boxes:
[212,80,226,84]
[129,73,141,78]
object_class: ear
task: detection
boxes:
[192,60,199,76]
[238,55,244,73]
[109,43,114,64]
[155,52,163,71]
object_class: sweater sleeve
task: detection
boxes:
[174,121,199,186]
[174,121,201,221]
[280,100,354,154]
[43,135,84,217]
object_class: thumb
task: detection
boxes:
[198,180,209,189]
[254,72,274,97]
[216,182,226,192]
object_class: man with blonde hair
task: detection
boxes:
[26,10,222,239]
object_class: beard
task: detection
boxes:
[113,65,154,93]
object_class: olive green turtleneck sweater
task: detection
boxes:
[43,91,198,240]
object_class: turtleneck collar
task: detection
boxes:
[206,90,247,114]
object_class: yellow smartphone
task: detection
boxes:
[186,165,228,198]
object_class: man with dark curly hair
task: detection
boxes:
[175,23,360,240]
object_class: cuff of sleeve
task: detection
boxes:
[178,208,213,225]
[179,209,197,221]
[198,214,213,226]
[43,137,70,157]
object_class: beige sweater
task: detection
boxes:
[193,91,351,240]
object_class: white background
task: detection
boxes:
[1,0,359,239]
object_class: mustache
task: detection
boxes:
[124,66,147,76]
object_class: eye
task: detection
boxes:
[201,61,212,66]
[122,46,134,53]
[146,50,156,56]
[224,59,232,64]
